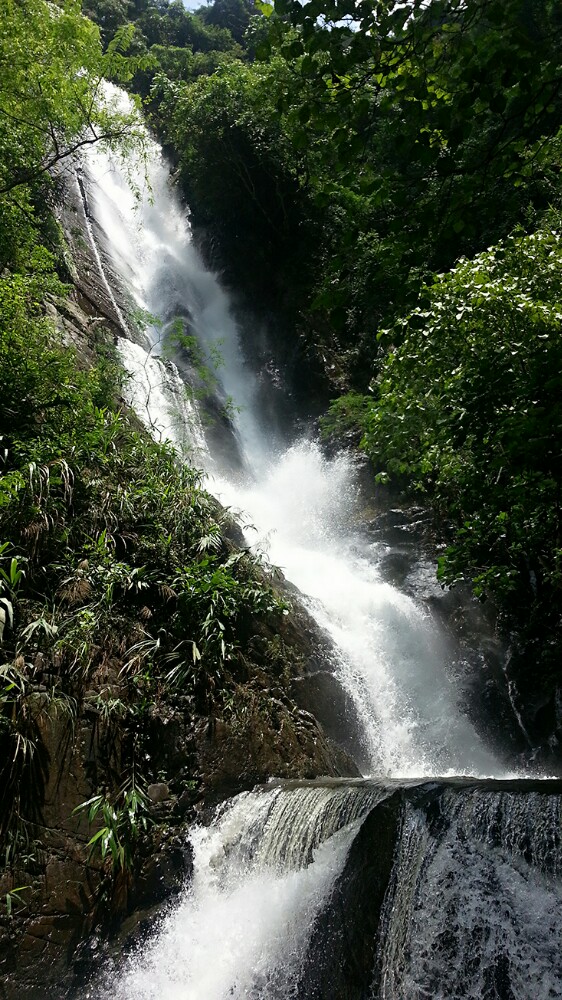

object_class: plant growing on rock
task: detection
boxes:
[0,249,289,878]
[353,227,562,676]
[74,778,151,874]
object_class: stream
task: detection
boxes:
[76,109,562,999]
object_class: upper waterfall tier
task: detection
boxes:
[78,94,527,781]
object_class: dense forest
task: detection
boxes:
[1,0,562,946]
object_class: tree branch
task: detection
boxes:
[0,126,132,196]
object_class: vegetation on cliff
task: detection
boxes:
[0,250,292,861]
[357,228,562,669]
[141,0,562,372]
[0,0,148,272]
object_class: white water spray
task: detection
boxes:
[212,442,501,777]
[107,784,382,1000]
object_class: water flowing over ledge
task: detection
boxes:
[86,777,562,1000]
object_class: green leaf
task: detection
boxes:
[255,0,275,17]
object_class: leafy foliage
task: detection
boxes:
[272,0,562,199]
[358,228,562,648]
[0,0,145,193]
[84,0,247,100]
[73,779,151,872]
[0,0,148,281]
[141,1,562,390]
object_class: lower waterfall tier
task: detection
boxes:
[92,777,562,1000]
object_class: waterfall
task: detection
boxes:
[87,780,562,1000]
[376,787,562,999]
[106,783,384,1000]
[211,442,503,778]
[80,113,505,781]
[73,94,562,1000]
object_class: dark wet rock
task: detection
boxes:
[290,671,371,776]
[58,162,133,342]
[196,702,359,805]
[147,783,170,804]
[298,791,402,1000]
[129,842,192,910]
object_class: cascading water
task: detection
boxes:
[83,121,266,469]
[376,787,562,999]
[75,100,562,1000]
[106,784,385,1000]
[116,336,208,460]
[81,119,503,781]
[212,443,502,778]
[92,780,562,1000]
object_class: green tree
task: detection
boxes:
[270,0,562,189]
[82,0,130,44]
[148,1,562,389]
[0,0,143,197]
[359,227,562,642]
[201,0,255,44]
[0,0,146,271]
